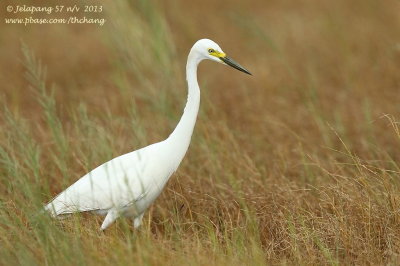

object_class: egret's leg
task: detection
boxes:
[100,209,119,231]
[133,213,144,229]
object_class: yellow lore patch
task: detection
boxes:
[208,49,226,58]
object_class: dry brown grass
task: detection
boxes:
[1,0,400,264]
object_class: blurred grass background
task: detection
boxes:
[1,0,400,264]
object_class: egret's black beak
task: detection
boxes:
[219,56,252,75]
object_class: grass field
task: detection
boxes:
[1,0,400,264]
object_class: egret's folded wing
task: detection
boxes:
[46,148,152,215]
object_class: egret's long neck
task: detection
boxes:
[167,52,201,161]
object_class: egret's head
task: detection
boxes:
[192,39,252,75]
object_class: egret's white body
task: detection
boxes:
[45,39,251,230]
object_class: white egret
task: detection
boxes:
[45,39,251,230]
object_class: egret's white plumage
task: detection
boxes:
[45,39,251,230]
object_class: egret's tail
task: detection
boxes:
[44,201,60,217]
[44,198,76,217]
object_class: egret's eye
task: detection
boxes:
[208,49,215,53]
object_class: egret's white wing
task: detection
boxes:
[46,142,169,215]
